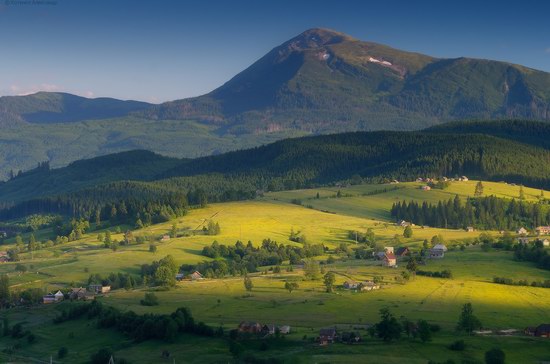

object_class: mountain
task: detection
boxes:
[0,92,151,125]
[143,28,550,133]
[2,28,550,179]
[3,120,550,219]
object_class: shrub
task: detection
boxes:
[449,339,466,351]
[140,292,159,306]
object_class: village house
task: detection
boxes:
[525,324,550,338]
[517,227,528,235]
[278,325,291,335]
[383,252,397,267]
[416,177,424,182]
[262,324,276,336]
[395,247,410,257]
[429,244,447,259]
[358,281,380,291]
[466,226,475,232]
[318,328,337,345]
[69,287,95,301]
[43,290,64,304]
[518,237,530,245]
[397,220,411,227]
[535,226,550,235]
[88,284,111,294]
[421,185,431,191]
[0,251,9,263]
[161,235,170,242]
[175,273,185,281]
[238,321,262,334]
[343,281,360,290]
[190,271,204,280]
[542,239,550,247]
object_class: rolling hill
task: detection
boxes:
[2,120,550,219]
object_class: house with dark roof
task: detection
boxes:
[238,321,262,334]
[395,247,410,257]
[318,328,337,345]
[526,324,550,338]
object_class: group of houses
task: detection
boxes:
[237,321,291,337]
[415,176,468,183]
[43,284,111,304]
[0,251,9,263]
[375,246,412,267]
[175,271,204,281]
[516,226,550,246]
[525,324,550,338]
[343,280,380,292]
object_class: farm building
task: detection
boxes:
[397,220,411,227]
[466,226,475,232]
[525,324,550,338]
[279,325,291,334]
[43,290,64,304]
[262,324,276,336]
[535,226,550,235]
[175,273,185,281]
[238,322,262,334]
[88,284,111,294]
[395,247,410,257]
[429,244,447,259]
[517,227,528,235]
[161,235,170,241]
[318,328,337,345]
[518,237,530,245]
[358,281,380,291]
[69,287,95,301]
[340,331,362,344]
[190,271,204,280]
[421,185,431,191]
[343,281,360,290]
[542,239,550,247]
[0,251,9,263]
[383,252,397,267]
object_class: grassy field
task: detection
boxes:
[1,181,550,363]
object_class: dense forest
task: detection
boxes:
[3,121,550,220]
[391,195,550,230]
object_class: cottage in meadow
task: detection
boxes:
[517,227,528,235]
[190,271,204,280]
[429,244,447,259]
[238,321,262,334]
[383,252,397,267]
[466,226,475,232]
[318,328,337,345]
[43,290,64,304]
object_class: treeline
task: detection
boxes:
[88,272,138,290]
[514,242,550,271]
[391,195,550,230]
[416,270,453,279]
[184,239,326,278]
[53,301,217,342]
[493,276,550,288]
[6,129,550,220]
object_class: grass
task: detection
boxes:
[1,181,550,363]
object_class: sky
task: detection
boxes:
[1,0,549,103]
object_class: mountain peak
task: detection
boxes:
[284,28,355,50]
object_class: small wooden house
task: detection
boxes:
[238,321,262,334]
[517,227,528,235]
[383,252,397,267]
[318,328,337,345]
[190,271,204,280]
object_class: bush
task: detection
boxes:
[448,339,466,351]
[140,292,159,306]
[485,348,505,364]
[58,347,68,358]
[90,348,113,364]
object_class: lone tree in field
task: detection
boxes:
[0,274,10,307]
[474,181,484,197]
[406,256,418,275]
[284,281,299,293]
[403,225,413,238]
[304,259,320,280]
[456,303,482,335]
[485,348,505,364]
[417,319,432,342]
[519,185,525,200]
[244,275,254,291]
[375,307,402,342]
[170,223,177,238]
[323,272,336,292]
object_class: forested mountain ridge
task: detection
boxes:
[142,28,550,133]
[0,92,151,125]
[3,120,550,220]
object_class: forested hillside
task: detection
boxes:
[3,122,550,220]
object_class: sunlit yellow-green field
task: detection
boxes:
[1,180,550,363]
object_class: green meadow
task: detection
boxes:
[1,181,550,363]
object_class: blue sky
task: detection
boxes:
[1,0,549,103]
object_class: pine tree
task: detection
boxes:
[474,181,484,197]
[519,185,525,200]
